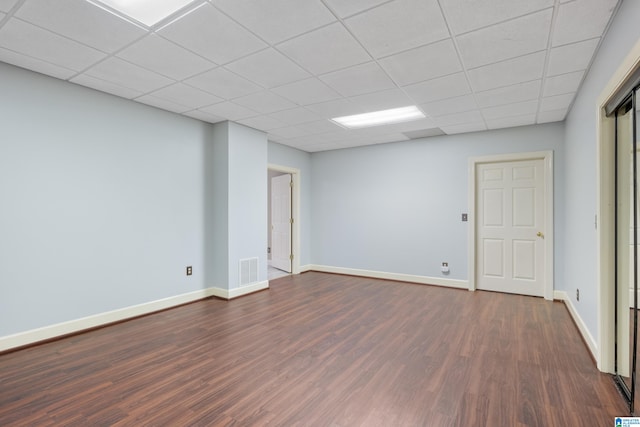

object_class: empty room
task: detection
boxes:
[2,0,640,425]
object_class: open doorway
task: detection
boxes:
[267,164,301,281]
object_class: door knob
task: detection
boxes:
[537,231,544,238]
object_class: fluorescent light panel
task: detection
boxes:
[94,0,196,26]
[331,106,425,129]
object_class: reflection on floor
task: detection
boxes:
[268,261,290,280]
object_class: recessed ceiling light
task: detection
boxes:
[91,0,197,27]
[331,106,426,129]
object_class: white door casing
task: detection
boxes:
[468,151,554,301]
[271,173,292,273]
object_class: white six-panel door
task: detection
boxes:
[271,173,292,273]
[476,159,545,297]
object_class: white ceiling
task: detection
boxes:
[0,0,620,152]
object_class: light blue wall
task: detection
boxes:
[0,62,213,336]
[227,122,268,287]
[310,123,565,280]
[563,0,640,338]
[208,122,229,287]
[268,141,312,266]
[5,0,638,343]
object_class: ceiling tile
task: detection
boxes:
[350,88,414,112]
[403,128,446,139]
[70,74,144,99]
[272,78,341,105]
[0,0,17,12]
[319,62,396,97]
[270,125,310,139]
[233,90,297,114]
[0,18,106,71]
[147,83,223,109]
[211,0,335,44]
[467,51,545,92]
[184,67,262,100]
[117,34,215,80]
[199,101,257,121]
[363,133,409,145]
[457,9,552,69]
[237,115,287,131]
[158,3,266,64]
[482,99,538,120]
[344,0,449,58]
[540,93,574,112]
[475,80,541,108]
[419,94,478,117]
[435,110,484,127]
[300,142,343,152]
[296,119,344,134]
[268,107,321,126]
[277,22,371,75]
[317,130,357,143]
[183,109,225,123]
[0,47,76,79]
[378,39,461,86]
[486,114,536,129]
[538,108,567,123]
[305,98,364,118]
[84,57,174,93]
[441,122,487,135]
[403,72,471,104]
[15,0,146,53]
[543,71,584,97]
[282,135,324,146]
[0,0,617,148]
[440,0,554,35]
[552,0,618,47]
[547,38,599,76]
[135,95,191,113]
[376,117,437,133]
[225,48,310,88]
[322,0,389,18]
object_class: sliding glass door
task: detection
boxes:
[614,88,639,413]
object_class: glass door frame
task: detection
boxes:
[614,88,639,413]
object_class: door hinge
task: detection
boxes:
[289,254,294,261]
[289,218,294,224]
[289,181,294,188]
[595,214,598,230]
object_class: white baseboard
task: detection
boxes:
[0,287,220,353]
[306,264,468,289]
[211,280,269,300]
[554,290,597,361]
[299,264,313,273]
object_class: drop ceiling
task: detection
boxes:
[0,0,620,152]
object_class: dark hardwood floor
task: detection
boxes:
[0,272,628,426]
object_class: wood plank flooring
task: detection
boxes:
[0,272,629,426]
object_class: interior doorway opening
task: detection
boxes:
[267,164,301,280]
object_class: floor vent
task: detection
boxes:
[239,257,258,286]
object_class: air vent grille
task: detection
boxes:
[239,257,258,286]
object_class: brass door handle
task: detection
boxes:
[537,231,544,238]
